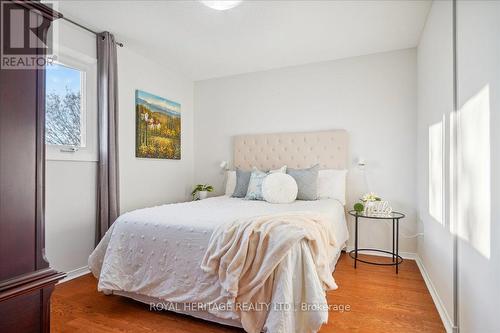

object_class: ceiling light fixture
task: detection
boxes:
[200,0,243,11]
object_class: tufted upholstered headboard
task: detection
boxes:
[233,130,349,170]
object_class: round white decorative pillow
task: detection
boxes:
[262,173,298,204]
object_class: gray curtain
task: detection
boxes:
[96,31,119,244]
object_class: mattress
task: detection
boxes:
[89,196,348,331]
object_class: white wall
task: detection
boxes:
[416,0,454,330]
[456,1,500,332]
[45,161,97,273]
[46,21,194,275]
[117,47,194,213]
[194,49,418,253]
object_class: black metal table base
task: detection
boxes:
[349,249,403,267]
[348,210,405,274]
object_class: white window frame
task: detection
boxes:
[45,46,98,162]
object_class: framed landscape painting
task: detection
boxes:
[135,90,181,159]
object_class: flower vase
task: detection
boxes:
[364,201,376,215]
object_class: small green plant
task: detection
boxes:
[191,184,214,200]
[353,202,364,213]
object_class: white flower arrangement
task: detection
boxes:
[361,192,381,202]
[353,192,392,216]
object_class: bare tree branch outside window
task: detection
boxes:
[45,64,82,147]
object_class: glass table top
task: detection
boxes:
[348,210,405,219]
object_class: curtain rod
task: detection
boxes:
[61,16,124,47]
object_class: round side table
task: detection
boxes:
[348,210,405,274]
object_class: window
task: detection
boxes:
[45,49,97,161]
[46,63,85,147]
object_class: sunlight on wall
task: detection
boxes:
[429,119,444,224]
[457,85,491,259]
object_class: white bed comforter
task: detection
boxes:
[89,196,348,333]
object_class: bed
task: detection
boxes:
[89,130,349,333]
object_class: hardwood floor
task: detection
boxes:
[51,253,445,333]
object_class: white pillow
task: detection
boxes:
[262,173,298,204]
[250,165,287,174]
[269,165,287,174]
[317,169,348,205]
[225,171,236,196]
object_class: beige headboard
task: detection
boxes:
[233,130,349,170]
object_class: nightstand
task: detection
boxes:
[348,210,405,274]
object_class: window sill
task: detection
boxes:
[46,157,99,163]
[46,147,98,162]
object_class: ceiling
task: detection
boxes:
[55,0,431,81]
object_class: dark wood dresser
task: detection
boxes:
[0,1,65,332]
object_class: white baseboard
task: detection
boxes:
[58,266,91,284]
[344,246,417,260]
[414,256,453,333]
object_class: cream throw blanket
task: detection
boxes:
[200,211,338,333]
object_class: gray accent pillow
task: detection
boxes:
[286,164,320,200]
[231,168,252,198]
